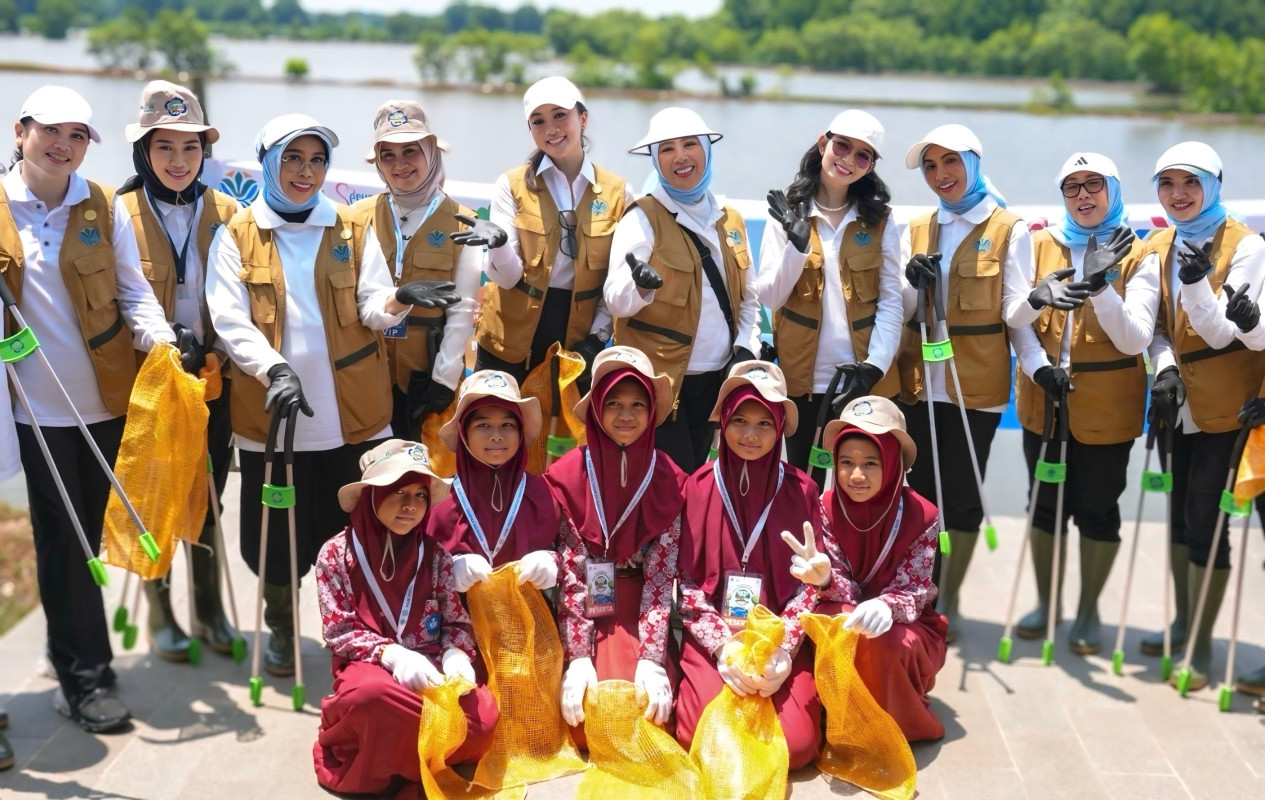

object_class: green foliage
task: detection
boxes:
[86,7,226,75]
[0,0,19,33]
[283,56,309,82]
[28,0,77,39]
[752,27,807,66]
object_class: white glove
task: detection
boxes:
[440,647,476,693]
[781,521,831,588]
[748,647,793,698]
[843,598,894,638]
[380,643,443,691]
[716,640,759,697]
[634,659,673,725]
[516,550,559,590]
[560,656,598,727]
[451,553,493,592]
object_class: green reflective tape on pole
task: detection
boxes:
[921,340,953,363]
[1219,490,1250,517]
[139,532,161,563]
[997,636,1012,664]
[546,435,577,458]
[249,676,263,706]
[87,557,109,587]
[938,530,951,554]
[0,326,38,363]
[1160,655,1172,681]
[808,446,833,471]
[1219,685,1233,712]
[1111,649,1124,676]
[262,483,296,509]
[292,684,305,710]
[1035,460,1066,484]
[1142,470,1172,493]
[1042,640,1054,665]
[207,453,214,474]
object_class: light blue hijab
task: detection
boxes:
[647,137,713,205]
[256,126,334,215]
[1159,168,1228,242]
[1059,176,1126,248]
[939,150,1007,215]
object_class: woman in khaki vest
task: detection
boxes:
[206,114,453,678]
[455,76,633,386]
[1010,153,1153,656]
[3,86,178,732]
[757,109,903,483]
[605,107,763,474]
[117,80,241,664]
[1140,142,1265,691]
[899,124,1035,641]
[353,100,478,439]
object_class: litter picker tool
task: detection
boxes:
[281,413,305,710]
[913,274,950,557]
[1041,390,1072,666]
[205,453,247,663]
[1159,419,1177,681]
[807,364,848,479]
[1220,506,1255,710]
[545,351,573,467]
[249,410,290,707]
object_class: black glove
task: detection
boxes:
[905,253,941,290]
[1028,267,1090,311]
[830,362,884,412]
[264,362,314,419]
[1240,397,1265,428]
[396,280,459,309]
[724,346,756,375]
[626,252,662,290]
[409,377,455,426]
[571,333,606,388]
[1149,366,1186,429]
[759,340,778,363]
[173,324,205,375]
[1176,239,1214,285]
[1032,366,1072,399]
[767,189,811,255]
[1082,226,1136,291]
[451,214,508,249]
[1224,282,1260,333]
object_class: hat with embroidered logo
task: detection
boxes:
[1055,152,1119,186]
[439,370,543,451]
[365,99,449,162]
[825,395,917,469]
[19,85,100,143]
[709,360,799,436]
[337,439,450,512]
[125,80,219,144]
[574,346,674,427]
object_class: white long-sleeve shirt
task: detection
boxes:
[206,195,407,451]
[485,154,632,337]
[1012,233,1160,380]
[899,198,1035,412]
[0,367,18,481]
[757,205,903,393]
[605,185,762,373]
[4,167,174,426]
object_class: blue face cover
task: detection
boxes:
[648,137,712,205]
[1160,168,1227,242]
[1059,175,1126,248]
[256,127,333,215]
[937,150,1006,215]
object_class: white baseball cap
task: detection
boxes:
[630,107,723,155]
[904,123,982,169]
[18,85,100,143]
[522,76,584,121]
[255,113,339,159]
[1153,141,1223,180]
[825,110,884,157]
[1055,152,1120,186]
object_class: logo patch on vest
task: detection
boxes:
[208,222,222,239]
[427,230,445,247]
[332,244,352,263]
[974,238,992,253]
[727,230,743,247]
[424,613,441,635]
[387,110,407,127]
[853,231,872,247]
[590,198,608,216]
[164,97,187,117]
[78,227,101,247]
[220,171,260,204]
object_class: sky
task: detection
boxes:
[299,0,723,17]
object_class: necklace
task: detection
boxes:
[815,196,848,213]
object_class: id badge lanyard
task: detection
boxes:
[388,193,444,281]
[713,459,785,574]
[452,473,527,561]
[144,188,199,285]
[585,447,657,559]
[857,497,905,590]
[349,528,427,641]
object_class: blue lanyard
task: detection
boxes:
[584,446,657,557]
[452,473,527,560]
[388,193,443,280]
[713,459,784,571]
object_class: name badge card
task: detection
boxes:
[383,320,408,339]
[585,561,616,619]
[722,570,763,628]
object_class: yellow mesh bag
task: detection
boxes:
[103,343,209,579]
[466,563,588,790]
[421,391,459,479]
[689,605,788,800]
[800,613,917,800]
[519,342,587,474]
[575,680,698,799]
[417,678,519,800]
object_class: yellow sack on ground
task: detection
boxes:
[1233,426,1265,504]
[800,613,917,800]
[421,391,459,479]
[519,343,586,474]
[466,563,587,790]
[417,678,515,800]
[689,605,788,800]
[576,680,698,799]
[103,343,209,579]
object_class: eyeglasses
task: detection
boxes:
[1060,177,1106,198]
[826,136,875,170]
[559,209,578,259]
[279,154,328,174]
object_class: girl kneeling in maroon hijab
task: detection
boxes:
[313,440,498,798]
[545,346,687,747]
[675,361,850,769]
[820,395,948,742]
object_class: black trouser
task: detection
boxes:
[391,385,413,441]
[901,400,1000,533]
[655,368,726,475]
[1022,426,1133,543]
[475,287,574,384]
[1162,427,1238,569]
[238,438,382,585]
[205,378,233,529]
[17,417,124,705]
[787,392,829,491]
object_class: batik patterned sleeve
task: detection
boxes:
[437,548,478,660]
[316,535,393,664]
[876,523,939,624]
[557,519,596,661]
[677,569,731,658]
[634,516,680,665]
[779,583,818,656]
[816,503,860,606]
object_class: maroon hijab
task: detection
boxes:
[347,473,435,637]
[823,427,938,598]
[427,397,559,566]
[545,368,686,563]
[679,386,824,612]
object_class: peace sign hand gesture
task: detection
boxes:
[781,521,832,588]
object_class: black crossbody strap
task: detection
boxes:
[676,222,736,343]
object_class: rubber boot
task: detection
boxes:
[1069,538,1120,655]
[1141,543,1190,656]
[1234,663,1265,696]
[1170,564,1229,692]
[263,582,296,677]
[190,525,239,655]
[1015,527,1065,640]
[936,530,979,644]
[144,578,190,662]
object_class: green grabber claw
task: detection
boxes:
[808,446,833,471]
[1035,460,1067,484]
[997,636,1013,664]
[1219,686,1233,712]
[546,435,577,458]
[1219,490,1250,517]
[921,340,953,362]
[87,557,109,587]
[1112,649,1124,676]
[187,639,202,666]
[0,326,39,363]
[138,532,161,563]
[122,624,138,650]
[1160,655,1172,681]
[262,483,296,509]
[938,530,951,555]
[1176,668,1192,696]
[232,638,247,664]
[1041,640,1054,666]
[112,605,128,633]
[292,684,305,711]
[250,677,263,707]
[984,523,998,552]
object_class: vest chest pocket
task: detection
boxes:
[72,250,118,311]
[140,257,170,285]
[651,252,694,309]
[327,269,360,327]
[581,214,617,275]
[846,253,883,304]
[956,256,1000,311]
[1081,305,1110,342]
[242,265,277,325]
[514,209,549,281]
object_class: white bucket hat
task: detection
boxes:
[439,370,543,452]
[825,110,884,157]
[904,123,982,169]
[709,360,799,437]
[522,76,584,120]
[574,346,674,427]
[825,396,917,469]
[337,439,450,512]
[1153,141,1223,180]
[255,113,339,159]
[19,85,100,143]
[630,107,722,155]
[1055,152,1120,186]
